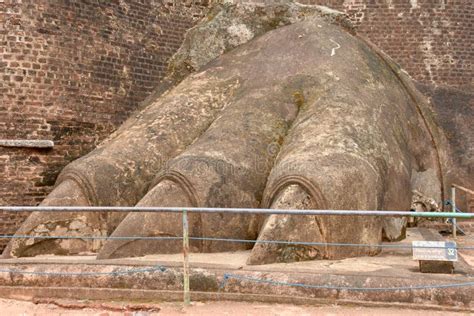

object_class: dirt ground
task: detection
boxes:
[0,298,470,316]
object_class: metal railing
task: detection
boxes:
[1,206,473,218]
[0,206,473,305]
[451,184,474,239]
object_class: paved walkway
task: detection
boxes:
[0,228,471,311]
[0,298,469,316]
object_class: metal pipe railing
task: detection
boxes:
[0,206,473,218]
[0,204,472,306]
[450,183,474,239]
[452,184,474,196]
[182,210,191,306]
[452,186,457,239]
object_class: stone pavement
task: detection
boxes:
[0,228,472,312]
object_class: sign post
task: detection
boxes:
[413,240,457,274]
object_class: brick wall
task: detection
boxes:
[302,0,473,213]
[0,0,472,250]
[300,0,472,89]
[0,0,209,248]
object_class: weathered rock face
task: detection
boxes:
[167,1,354,84]
[3,1,447,264]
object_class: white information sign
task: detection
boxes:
[412,241,457,261]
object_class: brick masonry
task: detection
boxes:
[303,0,473,89]
[0,0,209,248]
[300,1,473,213]
[0,0,472,250]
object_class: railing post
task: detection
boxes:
[182,209,191,306]
[451,186,456,239]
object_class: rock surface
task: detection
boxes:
[3,1,448,264]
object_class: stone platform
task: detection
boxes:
[0,228,472,312]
